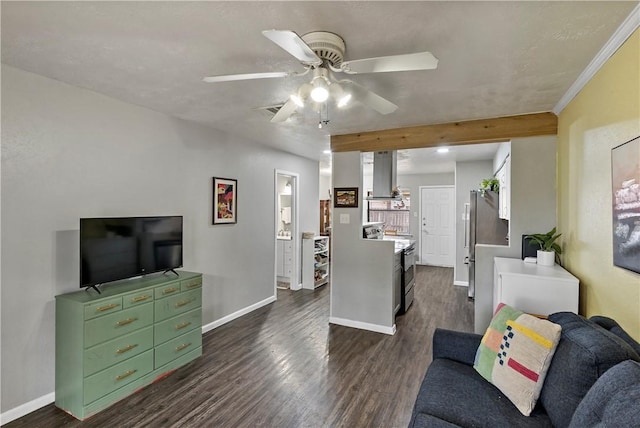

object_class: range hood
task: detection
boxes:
[370,151,400,199]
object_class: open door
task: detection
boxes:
[274,170,300,292]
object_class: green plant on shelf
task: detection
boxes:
[479,178,500,196]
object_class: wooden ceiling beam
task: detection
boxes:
[330,112,557,152]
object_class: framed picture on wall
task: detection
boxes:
[213,177,237,224]
[611,136,640,274]
[334,187,359,208]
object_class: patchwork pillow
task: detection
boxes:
[474,303,562,416]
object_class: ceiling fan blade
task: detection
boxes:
[339,51,438,74]
[341,81,398,115]
[270,99,298,123]
[203,71,290,83]
[262,30,322,66]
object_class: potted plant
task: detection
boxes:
[479,178,500,196]
[527,227,563,266]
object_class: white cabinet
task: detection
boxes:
[496,157,510,220]
[303,236,329,289]
[276,239,293,279]
[493,257,579,316]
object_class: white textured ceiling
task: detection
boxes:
[2,1,637,168]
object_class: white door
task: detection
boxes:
[420,186,455,266]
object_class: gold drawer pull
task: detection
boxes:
[131,295,151,303]
[115,369,137,381]
[176,343,191,352]
[176,321,191,330]
[162,287,179,295]
[115,317,137,327]
[116,344,138,354]
[96,303,119,312]
[186,282,201,288]
[175,300,191,308]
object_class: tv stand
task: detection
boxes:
[84,284,102,294]
[56,271,203,420]
[164,268,179,277]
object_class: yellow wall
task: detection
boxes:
[558,28,640,340]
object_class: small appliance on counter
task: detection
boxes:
[363,222,384,239]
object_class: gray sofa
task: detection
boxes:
[409,312,640,427]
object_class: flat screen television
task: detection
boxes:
[80,216,183,292]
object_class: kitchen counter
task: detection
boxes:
[383,236,416,254]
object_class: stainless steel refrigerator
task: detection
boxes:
[465,190,509,299]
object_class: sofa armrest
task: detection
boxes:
[589,315,640,356]
[432,328,483,366]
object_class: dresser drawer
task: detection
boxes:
[154,329,202,368]
[84,326,154,377]
[181,277,202,292]
[154,308,201,345]
[83,350,153,405]
[84,303,153,348]
[122,289,154,309]
[84,297,123,321]
[154,289,201,322]
[154,282,182,299]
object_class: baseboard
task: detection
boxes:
[201,295,276,334]
[1,392,55,425]
[1,295,278,424]
[453,281,469,287]
[329,316,396,335]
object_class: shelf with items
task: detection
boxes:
[303,236,330,289]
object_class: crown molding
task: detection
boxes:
[553,3,640,115]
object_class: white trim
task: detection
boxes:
[1,392,55,425]
[553,4,640,114]
[453,280,469,287]
[329,316,396,335]
[202,295,276,334]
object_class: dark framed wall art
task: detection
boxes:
[611,136,640,274]
[213,177,237,224]
[334,187,359,208]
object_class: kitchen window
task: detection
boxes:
[367,195,411,235]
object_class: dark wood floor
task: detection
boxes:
[7,266,473,428]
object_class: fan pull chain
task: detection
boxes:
[318,102,330,128]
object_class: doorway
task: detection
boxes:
[274,170,300,292]
[419,186,456,267]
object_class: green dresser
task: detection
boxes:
[55,271,202,420]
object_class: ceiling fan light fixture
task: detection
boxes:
[310,78,330,103]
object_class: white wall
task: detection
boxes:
[330,152,395,334]
[1,65,319,414]
[474,136,557,333]
[319,174,331,201]
[398,173,455,238]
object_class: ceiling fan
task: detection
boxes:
[203,30,438,124]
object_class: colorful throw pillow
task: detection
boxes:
[474,303,562,416]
